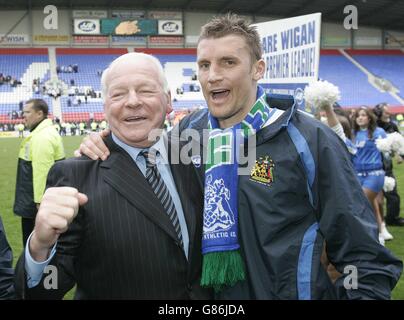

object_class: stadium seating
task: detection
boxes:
[319,50,400,107]
[1,48,404,123]
[352,51,404,100]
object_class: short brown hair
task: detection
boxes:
[25,99,49,117]
[198,13,263,63]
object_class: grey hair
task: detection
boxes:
[101,52,169,100]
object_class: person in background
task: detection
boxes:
[374,103,404,227]
[351,107,389,244]
[13,99,65,246]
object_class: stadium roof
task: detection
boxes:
[1,0,403,31]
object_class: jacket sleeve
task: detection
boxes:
[31,135,57,203]
[0,217,15,299]
[15,161,84,299]
[315,125,402,299]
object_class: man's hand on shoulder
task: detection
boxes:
[73,129,111,160]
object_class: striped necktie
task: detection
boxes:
[140,149,183,247]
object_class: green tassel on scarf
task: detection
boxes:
[201,251,246,292]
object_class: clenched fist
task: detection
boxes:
[29,187,88,262]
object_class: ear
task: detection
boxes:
[166,90,173,115]
[252,59,265,81]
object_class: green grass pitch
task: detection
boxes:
[1,135,404,299]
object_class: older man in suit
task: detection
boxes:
[15,52,210,299]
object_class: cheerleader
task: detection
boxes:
[352,107,388,242]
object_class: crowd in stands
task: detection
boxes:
[67,87,99,103]
[0,118,108,136]
[56,64,78,74]
[0,73,22,87]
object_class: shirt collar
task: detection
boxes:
[111,131,168,164]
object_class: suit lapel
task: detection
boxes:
[100,135,179,243]
[168,136,200,259]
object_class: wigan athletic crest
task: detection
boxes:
[203,175,236,234]
[250,155,275,186]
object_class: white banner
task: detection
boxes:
[73,10,107,18]
[253,13,321,85]
[158,20,183,35]
[0,34,29,44]
[74,19,100,35]
[253,13,321,109]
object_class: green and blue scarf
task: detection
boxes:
[201,86,276,291]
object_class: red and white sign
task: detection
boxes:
[73,36,108,44]
[149,36,184,45]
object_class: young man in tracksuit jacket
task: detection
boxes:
[177,95,402,299]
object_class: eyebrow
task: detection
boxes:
[221,55,238,60]
[197,55,239,64]
[197,58,208,64]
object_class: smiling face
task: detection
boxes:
[104,56,172,148]
[197,34,265,128]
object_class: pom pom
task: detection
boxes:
[375,132,404,154]
[388,132,404,155]
[375,137,392,153]
[383,176,396,192]
[304,80,341,111]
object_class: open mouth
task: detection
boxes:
[211,89,230,100]
[124,116,147,123]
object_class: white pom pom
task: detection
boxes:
[304,80,341,111]
[375,137,392,153]
[388,132,404,155]
[383,176,396,192]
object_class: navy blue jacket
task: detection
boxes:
[177,98,402,299]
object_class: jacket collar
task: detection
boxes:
[256,101,297,145]
[31,118,53,134]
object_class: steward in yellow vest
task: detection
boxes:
[13,99,65,245]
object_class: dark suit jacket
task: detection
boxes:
[0,216,15,299]
[15,134,211,299]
